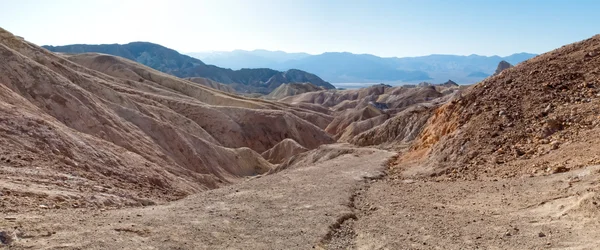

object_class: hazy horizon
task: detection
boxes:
[2,0,599,58]
[187,49,536,58]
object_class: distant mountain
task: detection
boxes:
[439,79,459,88]
[467,71,490,77]
[189,49,310,69]
[189,50,537,84]
[502,52,537,64]
[43,43,334,94]
[384,53,537,84]
[277,52,432,83]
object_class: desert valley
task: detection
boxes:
[1,10,600,249]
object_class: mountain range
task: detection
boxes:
[43,42,536,91]
[43,43,335,94]
[189,50,537,84]
[188,49,311,69]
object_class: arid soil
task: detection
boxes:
[1,144,394,249]
[3,145,600,249]
[351,164,600,249]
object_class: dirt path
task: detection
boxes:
[1,144,394,249]
[3,144,600,249]
[351,166,600,250]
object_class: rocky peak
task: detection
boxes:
[493,60,513,76]
[440,80,459,87]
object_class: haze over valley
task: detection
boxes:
[189,50,537,85]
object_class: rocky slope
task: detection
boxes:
[401,34,600,179]
[43,43,335,94]
[0,28,334,211]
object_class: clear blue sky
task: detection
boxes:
[1,0,598,57]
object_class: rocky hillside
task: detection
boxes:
[43,42,335,94]
[403,34,600,178]
[0,28,335,211]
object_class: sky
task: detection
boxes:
[1,0,599,57]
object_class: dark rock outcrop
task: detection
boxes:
[439,80,459,87]
[493,60,513,76]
